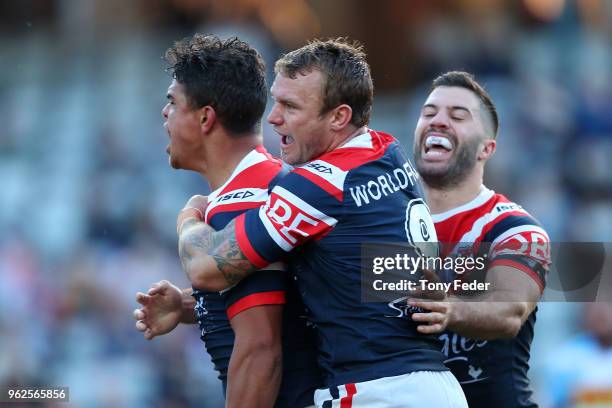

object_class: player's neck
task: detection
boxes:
[200,133,262,191]
[424,171,484,215]
[331,126,368,151]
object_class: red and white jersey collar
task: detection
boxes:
[430,185,495,224]
[336,130,374,150]
[205,146,275,222]
[208,146,272,201]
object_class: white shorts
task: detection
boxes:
[314,371,468,408]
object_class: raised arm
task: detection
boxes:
[177,172,340,293]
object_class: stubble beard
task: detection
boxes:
[415,137,480,190]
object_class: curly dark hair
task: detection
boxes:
[274,38,374,128]
[432,71,499,139]
[164,34,267,135]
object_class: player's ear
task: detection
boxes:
[478,138,496,161]
[198,106,216,134]
[329,104,353,132]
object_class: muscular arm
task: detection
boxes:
[178,218,259,292]
[226,305,283,408]
[411,265,541,340]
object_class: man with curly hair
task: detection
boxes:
[134,34,321,408]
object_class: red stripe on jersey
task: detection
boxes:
[226,290,286,320]
[206,200,264,222]
[255,145,282,163]
[219,159,282,195]
[235,213,268,268]
[435,194,528,254]
[314,130,394,171]
[264,190,336,249]
[489,258,545,293]
[340,383,357,408]
[322,143,388,171]
[293,167,343,201]
[435,195,500,244]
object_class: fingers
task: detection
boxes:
[186,195,208,212]
[410,299,448,334]
[144,328,155,340]
[416,323,445,334]
[148,280,169,296]
[133,308,145,321]
[408,299,447,312]
[412,311,445,324]
[136,292,151,306]
[135,319,148,332]
[412,311,446,334]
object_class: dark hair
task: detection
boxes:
[274,38,373,128]
[164,34,267,135]
[432,71,499,138]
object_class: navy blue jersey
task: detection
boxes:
[191,146,321,407]
[235,130,448,387]
[433,186,551,408]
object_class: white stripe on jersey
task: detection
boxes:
[489,224,550,261]
[259,205,294,251]
[300,159,348,192]
[208,148,269,202]
[491,224,550,250]
[454,201,529,245]
[431,186,495,223]
[205,187,268,220]
[257,186,338,252]
[273,186,338,226]
[337,131,373,149]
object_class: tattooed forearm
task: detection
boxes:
[178,219,258,290]
[211,227,257,286]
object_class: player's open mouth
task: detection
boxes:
[422,135,453,161]
[280,134,295,147]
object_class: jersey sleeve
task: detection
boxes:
[235,170,342,268]
[221,263,288,320]
[205,154,293,318]
[487,218,551,292]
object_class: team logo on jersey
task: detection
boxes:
[494,203,522,213]
[405,198,438,258]
[215,190,255,202]
[305,162,333,174]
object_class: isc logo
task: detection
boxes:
[306,162,333,174]
[495,203,522,212]
[216,190,255,202]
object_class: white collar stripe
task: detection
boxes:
[431,186,495,223]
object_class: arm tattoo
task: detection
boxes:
[179,219,258,286]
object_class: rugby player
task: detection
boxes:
[176,39,468,408]
[133,34,321,407]
[408,71,551,408]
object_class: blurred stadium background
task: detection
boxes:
[1,0,611,407]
